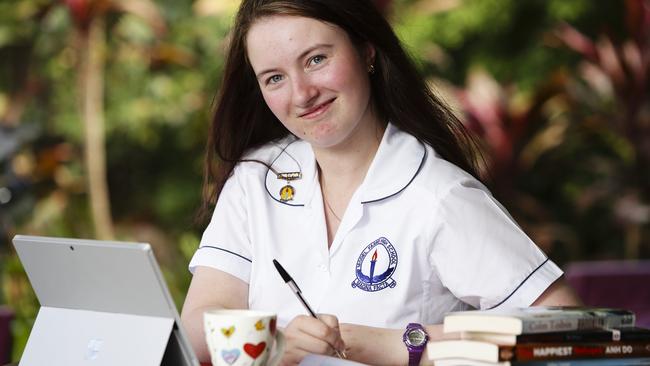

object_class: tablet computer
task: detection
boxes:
[12,235,200,366]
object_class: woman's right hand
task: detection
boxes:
[280,314,346,366]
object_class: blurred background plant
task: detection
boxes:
[395,0,649,262]
[0,0,648,362]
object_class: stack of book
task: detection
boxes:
[427,307,650,365]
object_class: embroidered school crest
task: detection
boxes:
[351,237,398,292]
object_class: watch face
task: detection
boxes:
[406,328,427,347]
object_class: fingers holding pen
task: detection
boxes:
[281,314,346,365]
[316,314,346,352]
[288,314,345,352]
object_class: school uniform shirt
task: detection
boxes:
[189,123,563,328]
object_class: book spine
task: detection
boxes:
[521,312,635,334]
[513,357,650,366]
[511,342,650,361]
[603,313,636,328]
[517,329,650,343]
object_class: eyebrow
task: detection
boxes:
[255,43,333,79]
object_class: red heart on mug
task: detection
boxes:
[243,342,266,359]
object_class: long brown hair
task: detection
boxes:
[200,0,482,221]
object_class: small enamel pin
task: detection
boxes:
[277,172,301,202]
[279,184,295,202]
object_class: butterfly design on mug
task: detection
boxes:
[221,326,235,338]
[254,320,265,331]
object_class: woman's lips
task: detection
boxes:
[299,98,335,119]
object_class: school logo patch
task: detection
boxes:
[351,237,398,292]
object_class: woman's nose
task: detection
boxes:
[292,75,319,107]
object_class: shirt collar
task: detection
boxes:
[358,123,427,204]
[263,123,426,206]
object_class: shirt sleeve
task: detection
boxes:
[430,179,563,310]
[188,167,252,283]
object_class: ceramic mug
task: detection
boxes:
[204,309,285,366]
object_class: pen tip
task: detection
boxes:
[272,259,292,283]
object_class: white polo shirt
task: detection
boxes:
[189,123,563,328]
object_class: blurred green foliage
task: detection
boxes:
[0,0,648,362]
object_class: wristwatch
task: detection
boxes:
[403,323,429,366]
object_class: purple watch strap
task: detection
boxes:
[404,323,427,366]
[408,347,424,366]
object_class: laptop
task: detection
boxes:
[12,235,200,366]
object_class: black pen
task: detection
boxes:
[272,259,347,359]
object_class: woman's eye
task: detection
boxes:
[309,55,326,66]
[267,75,283,84]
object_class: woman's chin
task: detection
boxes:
[303,124,345,148]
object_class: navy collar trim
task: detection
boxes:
[261,125,427,207]
[361,141,427,205]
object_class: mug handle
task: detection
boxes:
[266,330,285,366]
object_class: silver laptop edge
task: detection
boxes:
[12,235,200,366]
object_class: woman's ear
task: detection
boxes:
[365,43,376,67]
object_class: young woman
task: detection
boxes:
[180,1,581,365]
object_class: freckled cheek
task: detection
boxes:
[318,66,351,91]
[261,90,290,120]
[260,89,306,135]
[321,62,370,102]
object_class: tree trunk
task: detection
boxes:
[78,16,114,240]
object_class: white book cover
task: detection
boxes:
[443,307,635,335]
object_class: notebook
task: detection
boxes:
[12,235,200,366]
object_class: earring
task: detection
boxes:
[368,64,375,74]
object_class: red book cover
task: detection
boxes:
[514,342,650,361]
